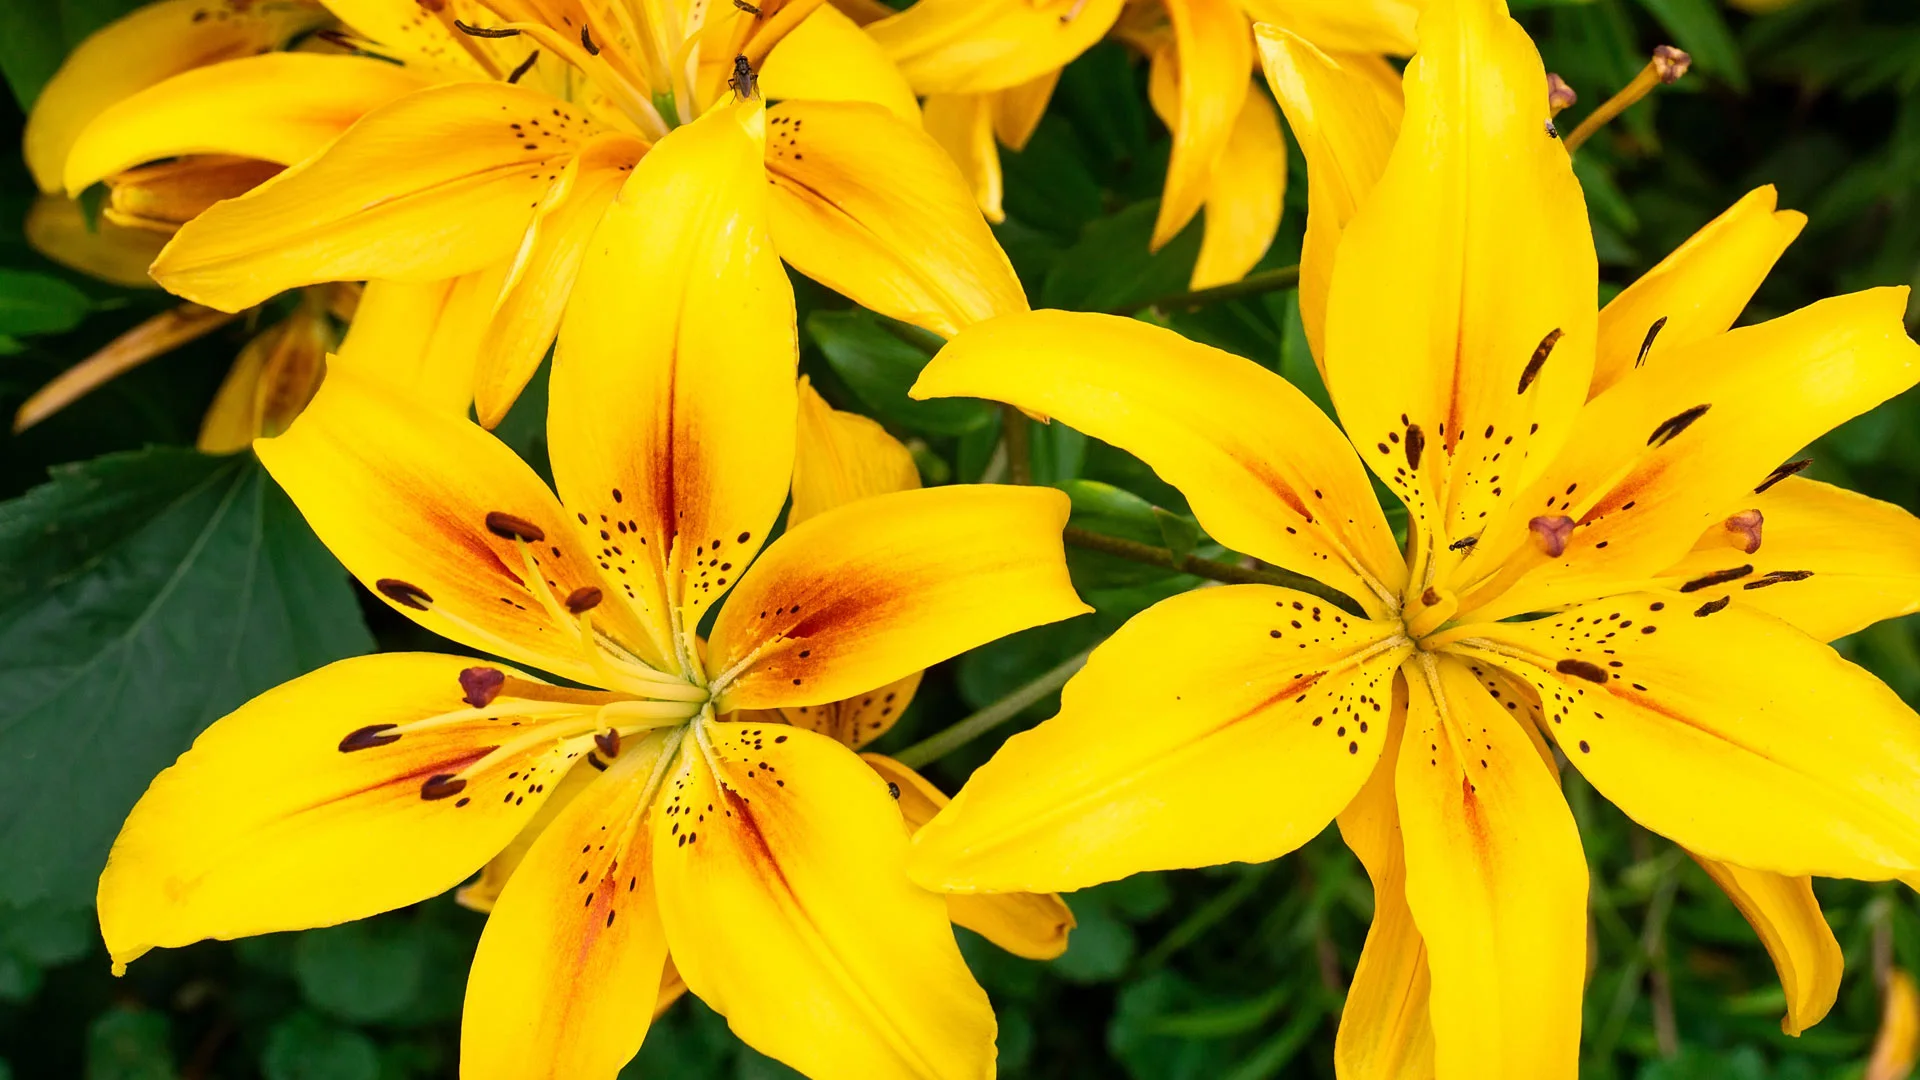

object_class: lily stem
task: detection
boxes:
[1062,525,1357,610]
[1111,264,1301,317]
[1002,404,1032,484]
[893,647,1094,768]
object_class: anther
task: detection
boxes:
[732,0,760,11]
[454,19,520,37]
[1694,596,1731,616]
[1518,329,1562,393]
[1743,569,1813,590]
[377,578,432,610]
[1555,658,1608,684]
[507,50,540,83]
[1679,565,1752,592]
[1754,458,1811,494]
[1652,45,1692,84]
[339,724,400,752]
[1547,74,1577,117]
[579,25,599,55]
[486,511,546,542]
[1529,515,1575,557]
[421,774,468,800]
[565,586,603,614]
[1404,424,1425,471]
[1635,317,1667,368]
[460,666,506,708]
[594,729,621,757]
[1647,404,1710,448]
[1723,509,1763,554]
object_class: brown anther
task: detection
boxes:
[1518,329,1562,394]
[1723,509,1763,554]
[594,729,621,757]
[507,50,540,83]
[1635,317,1668,369]
[339,724,400,752]
[1529,515,1576,557]
[1652,45,1691,84]
[460,666,506,708]
[1404,424,1426,471]
[579,24,599,55]
[732,0,760,12]
[421,774,467,800]
[1555,658,1608,684]
[486,511,546,542]
[376,578,432,610]
[1694,596,1731,617]
[1754,458,1811,494]
[1679,564,1753,592]
[565,586,604,615]
[1647,404,1711,448]
[1743,569,1813,590]
[1547,74,1577,116]
[453,19,519,37]
[1421,587,1442,606]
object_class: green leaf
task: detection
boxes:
[1041,200,1202,313]
[294,921,426,1024]
[1632,0,1748,90]
[0,269,90,337]
[0,448,372,907]
[85,1006,175,1080]
[0,0,149,110]
[261,1013,380,1080]
[805,310,994,436]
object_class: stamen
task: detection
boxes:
[1529,515,1575,558]
[733,0,761,12]
[594,729,621,756]
[1547,74,1577,117]
[1647,404,1710,448]
[507,50,540,83]
[460,666,506,708]
[421,774,468,800]
[1635,317,1668,368]
[377,578,433,610]
[1555,658,1608,684]
[1564,45,1692,153]
[565,586,604,614]
[1754,458,1811,494]
[1517,329,1562,393]
[1694,596,1731,616]
[1404,424,1425,471]
[579,25,600,55]
[339,724,401,752]
[486,511,546,542]
[1723,509,1763,555]
[1743,569,1812,590]
[454,19,521,37]
[1679,565,1753,592]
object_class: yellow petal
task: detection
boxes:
[653,725,996,1080]
[1323,0,1597,570]
[256,367,667,682]
[99,653,583,970]
[1152,0,1251,251]
[908,585,1410,894]
[764,671,924,750]
[1461,593,1920,880]
[1239,0,1423,55]
[1256,26,1401,367]
[707,485,1087,713]
[1869,970,1920,1080]
[23,194,168,288]
[793,375,921,526]
[14,302,233,433]
[549,102,793,676]
[1690,854,1841,1036]
[63,53,437,192]
[912,310,1407,614]
[455,758,603,913]
[196,303,333,453]
[318,0,496,76]
[1462,288,1920,622]
[760,3,922,125]
[865,754,1074,961]
[991,70,1059,150]
[869,0,1125,95]
[472,133,645,427]
[767,99,1028,337]
[1189,87,1286,289]
[1397,655,1585,1080]
[922,94,1005,224]
[152,82,595,311]
[462,733,674,1080]
[1592,186,1807,397]
[332,267,511,418]
[23,0,326,192]
[103,156,283,232]
[1656,477,1920,643]
[1333,679,1437,1080]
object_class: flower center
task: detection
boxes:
[1403,585,1460,646]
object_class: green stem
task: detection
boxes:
[893,648,1093,768]
[1002,404,1032,485]
[1063,525,1358,611]
[1111,264,1301,317]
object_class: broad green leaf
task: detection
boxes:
[1040,200,1202,312]
[294,921,426,1024]
[85,1006,175,1080]
[261,1014,380,1080]
[0,448,372,907]
[0,269,90,337]
[805,310,995,436]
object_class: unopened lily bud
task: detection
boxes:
[106,156,283,233]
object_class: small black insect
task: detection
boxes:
[728,54,758,100]
[1545,118,1560,139]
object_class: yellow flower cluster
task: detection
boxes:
[20,0,1920,1077]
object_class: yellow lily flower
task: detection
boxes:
[61,0,1024,427]
[97,103,1087,1080]
[904,1,1920,1074]
[867,0,1415,288]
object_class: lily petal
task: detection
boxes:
[991,70,1060,150]
[1463,288,1920,622]
[23,0,326,192]
[908,585,1410,894]
[1690,854,1842,1036]
[865,754,1074,961]
[653,725,996,1080]
[761,3,922,124]
[1189,86,1286,289]
[463,732,675,1080]
[912,311,1407,614]
[14,301,233,432]
[99,653,582,971]
[793,375,922,526]
[455,759,604,913]
[1656,477,1920,643]
[256,367,665,683]
[319,0,493,75]
[152,82,594,311]
[1238,0,1423,55]
[549,102,794,677]
[1463,593,1920,880]
[1592,186,1806,397]
[23,194,167,288]
[923,94,1005,224]
[1257,26,1401,367]
[1324,0,1596,566]
[708,485,1086,713]
[765,671,924,750]
[869,0,1125,95]
[63,53,437,192]
[1397,655,1585,1080]
[767,99,1028,337]
[197,304,332,453]
[333,267,510,418]
[1152,0,1251,252]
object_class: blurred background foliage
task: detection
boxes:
[5,0,1920,1077]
